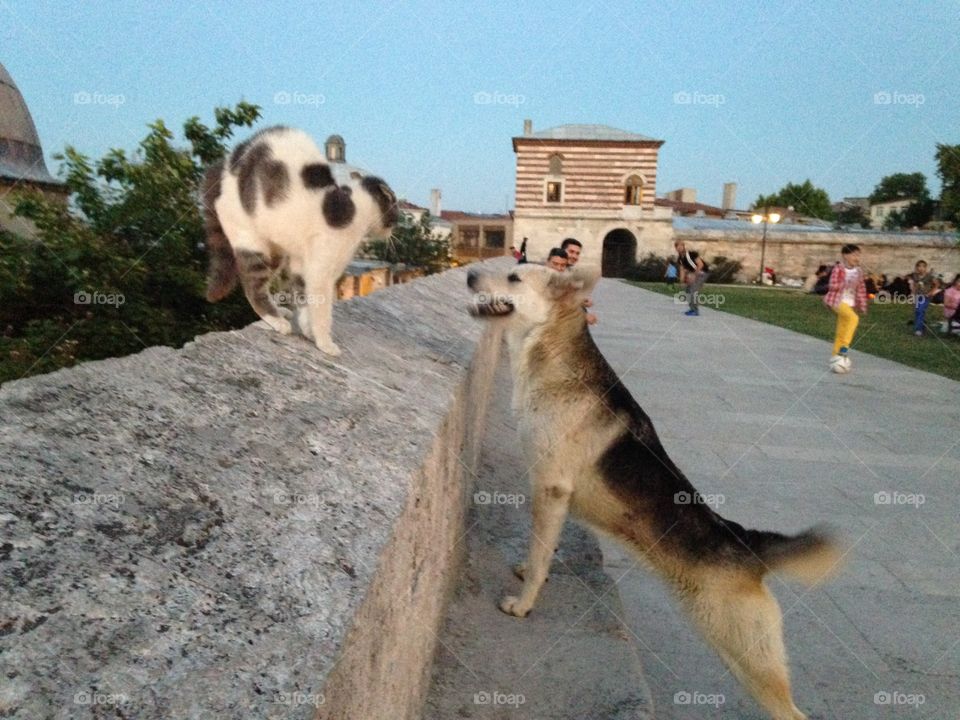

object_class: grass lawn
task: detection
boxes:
[627,281,960,382]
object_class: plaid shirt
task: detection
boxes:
[823,263,868,313]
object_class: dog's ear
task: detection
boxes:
[546,269,586,300]
[570,266,600,295]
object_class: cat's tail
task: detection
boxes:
[201,161,238,302]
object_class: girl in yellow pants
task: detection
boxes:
[823,244,868,371]
[832,303,859,355]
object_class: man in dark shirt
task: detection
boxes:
[674,240,710,316]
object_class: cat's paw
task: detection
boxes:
[498,595,532,618]
[315,338,342,357]
[264,316,293,335]
[276,306,293,319]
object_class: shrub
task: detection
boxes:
[1,104,262,384]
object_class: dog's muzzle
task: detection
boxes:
[468,294,515,317]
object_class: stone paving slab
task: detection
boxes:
[590,279,959,720]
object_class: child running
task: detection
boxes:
[823,244,868,373]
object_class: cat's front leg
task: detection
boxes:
[304,272,340,356]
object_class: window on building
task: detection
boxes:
[548,153,563,175]
[546,181,562,203]
[484,229,505,248]
[624,175,644,205]
[459,227,480,247]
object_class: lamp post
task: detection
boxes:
[751,209,781,283]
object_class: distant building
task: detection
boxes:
[870,197,916,226]
[512,120,673,276]
[0,62,66,236]
[441,209,513,262]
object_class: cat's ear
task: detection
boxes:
[378,183,396,203]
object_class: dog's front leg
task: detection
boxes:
[500,482,571,618]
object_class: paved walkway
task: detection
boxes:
[592,279,960,720]
[426,276,958,720]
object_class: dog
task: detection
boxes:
[466,263,842,720]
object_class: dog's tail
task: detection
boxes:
[738,524,843,586]
[201,161,238,302]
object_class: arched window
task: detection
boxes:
[624,174,644,206]
[548,153,563,175]
[325,135,345,163]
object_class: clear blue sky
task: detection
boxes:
[3,0,958,213]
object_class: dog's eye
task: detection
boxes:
[508,273,521,283]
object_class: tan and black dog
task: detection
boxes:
[467,263,842,720]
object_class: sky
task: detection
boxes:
[3,0,958,213]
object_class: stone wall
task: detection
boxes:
[674,225,959,280]
[0,262,505,720]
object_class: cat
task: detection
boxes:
[202,126,398,356]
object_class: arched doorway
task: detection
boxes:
[601,229,637,277]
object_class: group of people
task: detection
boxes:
[818,247,960,373]
[512,238,598,324]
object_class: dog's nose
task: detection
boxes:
[467,270,479,290]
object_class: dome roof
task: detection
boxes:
[0,62,59,185]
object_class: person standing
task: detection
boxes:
[908,260,939,337]
[674,240,709,316]
[943,274,960,335]
[823,244,868,371]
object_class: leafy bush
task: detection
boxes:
[706,256,743,284]
[363,211,451,274]
[625,252,669,281]
[1,104,262,384]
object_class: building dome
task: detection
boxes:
[0,62,59,186]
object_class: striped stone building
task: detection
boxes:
[512,121,674,276]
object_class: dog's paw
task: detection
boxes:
[315,338,342,357]
[265,316,293,335]
[498,595,532,618]
[512,563,548,583]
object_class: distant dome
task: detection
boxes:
[0,62,59,186]
[324,134,346,163]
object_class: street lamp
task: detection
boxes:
[751,209,781,283]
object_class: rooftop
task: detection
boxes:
[0,62,60,186]
[514,123,664,145]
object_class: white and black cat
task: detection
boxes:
[202,126,397,355]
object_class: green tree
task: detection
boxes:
[754,180,834,220]
[1,102,261,384]
[834,205,871,229]
[869,172,930,204]
[363,211,451,274]
[935,143,960,225]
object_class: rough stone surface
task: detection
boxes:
[0,263,504,720]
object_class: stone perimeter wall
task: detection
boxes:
[0,262,506,720]
[674,227,959,280]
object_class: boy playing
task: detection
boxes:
[823,244,868,372]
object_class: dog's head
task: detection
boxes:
[466,264,599,327]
